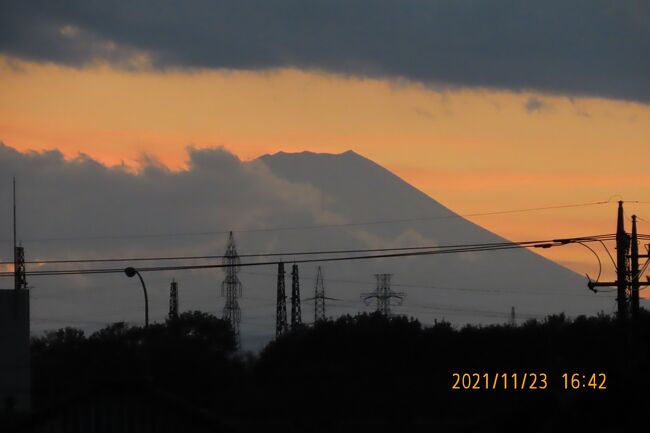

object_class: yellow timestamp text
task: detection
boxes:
[451,372,607,390]
[452,373,548,390]
[561,373,606,390]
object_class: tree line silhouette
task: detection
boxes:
[5,309,650,432]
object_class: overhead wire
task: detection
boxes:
[13,199,644,329]
[0,234,625,278]
[240,270,613,298]
[0,239,571,266]
[0,200,612,244]
[0,243,556,277]
[0,233,619,266]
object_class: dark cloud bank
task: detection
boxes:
[1,0,648,103]
[0,143,621,350]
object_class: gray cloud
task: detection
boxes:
[1,1,648,103]
[0,143,342,348]
[524,97,550,113]
[0,144,335,246]
[0,143,618,349]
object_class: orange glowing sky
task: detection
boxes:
[1,55,649,283]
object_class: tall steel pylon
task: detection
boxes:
[221,232,242,346]
[361,274,405,316]
[276,262,288,337]
[304,266,336,323]
[169,279,179,320]
[314,266,326,322]
[291,264,302,328]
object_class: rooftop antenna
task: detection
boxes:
[13,176,16,254]
[12,177,27,290]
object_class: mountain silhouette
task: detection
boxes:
[0,144,618,350]
[255,150,614,329]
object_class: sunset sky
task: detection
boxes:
[1,0,649,284]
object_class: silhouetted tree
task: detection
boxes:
[27,309,650,433]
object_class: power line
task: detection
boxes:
[0,200,612,244]
[241,270,614,298]
[0,234,618,266]
[0,244,539,277]
[0,235,624,278]
[0,241,535,265]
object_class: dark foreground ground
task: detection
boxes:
[2,309,649,432]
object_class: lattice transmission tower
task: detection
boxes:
[361,274,405,316]
[169,279,179,320]
[314,266,326,322]
[291,264,302,328]
[303,266,339,323]
[276,262,288,337]
[221,232,242,346]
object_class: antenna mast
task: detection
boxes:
[13,177,27,290]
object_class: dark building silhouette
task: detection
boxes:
[0,289,30,413]
[19,381,230,433]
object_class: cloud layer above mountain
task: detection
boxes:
[0,144,328,240]
[0,142,619,350]
[1,0,648,103]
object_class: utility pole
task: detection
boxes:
[169,279,179,321]
[361,274,405,316]
[630,215,650,318]
[588,202,650,319]
[276,262,288,337]
[221,232,242,347]
[13,177,26,291]
[509,306,516,326]
[314,266,326,322]
[615,201,630,320]
[291,264,302,328]
[630,216,640,317]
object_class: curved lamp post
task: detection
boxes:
[124,267,149,328]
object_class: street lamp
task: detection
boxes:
[124,267,149,328]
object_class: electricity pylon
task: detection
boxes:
[314,266,326,322]
[291,264,302,328]
[169,279,179,320]
[276,262,288,337]
[221,232,242,346]
[361,274,405,316]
